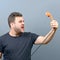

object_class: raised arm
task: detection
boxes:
[34,20,58,44]
[34,12,58,44]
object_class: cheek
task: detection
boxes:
[14,23,22,28]
[16,24,21,29]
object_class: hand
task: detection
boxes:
[50,20,58,30]
[0,52,2,58]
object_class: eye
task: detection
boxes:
[19,20,24,23]
[19,20,22,23]
[23,20,24,22]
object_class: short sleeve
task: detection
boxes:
[30,32,39,44]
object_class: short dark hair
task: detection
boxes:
[8,12,23,27]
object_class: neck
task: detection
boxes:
[9,29,22,37]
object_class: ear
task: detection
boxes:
[10,22,14,28]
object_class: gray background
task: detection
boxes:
[0,0,60,60]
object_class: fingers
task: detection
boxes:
[50,20,58,29]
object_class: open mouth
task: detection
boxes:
[21,26,24,29]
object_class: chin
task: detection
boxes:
[21,30,24,33]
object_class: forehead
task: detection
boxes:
[15,16,24,21]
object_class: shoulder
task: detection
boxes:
[0,32,9,40]
[23,32,36,35]
[23,32,31,36]
[23,32,39,37]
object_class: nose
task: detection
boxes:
[22,21,24,25]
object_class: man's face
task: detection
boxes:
[12,16,24,33]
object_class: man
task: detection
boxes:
[0,12,58,60]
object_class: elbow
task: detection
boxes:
[44,42,49,44]
[43,41,49,44]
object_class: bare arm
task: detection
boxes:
[34,20,58,44]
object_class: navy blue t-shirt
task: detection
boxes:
[0,32,39,60]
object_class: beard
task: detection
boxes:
[14,27,22,35]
